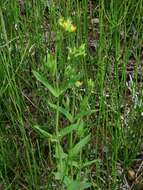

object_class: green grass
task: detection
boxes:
[1,0,143,189]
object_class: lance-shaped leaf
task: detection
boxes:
[32,125,57,142]
[58,122,82,139]
[82,159,100,168]
[33,70,60,97]
[55,144,67,159]
[74,110,96,121]
[69,134,90,157]
[48,101,73,122]
[68,180,91,190]
[60,76,79,94]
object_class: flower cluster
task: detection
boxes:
[75,81,83,87]
[59,17,77,32]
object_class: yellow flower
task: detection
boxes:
[59,17,64,26]
[59,17,76,33]
[63,21,69,29]
[75,81,83,87]
[71,25,77,32]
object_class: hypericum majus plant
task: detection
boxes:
[32,17,97,190]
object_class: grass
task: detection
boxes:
[1,0,143,189]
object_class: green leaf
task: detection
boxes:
[76,121,85,137]
[60,76,79,94]
[80,96,89,110]
[67,159,100,169]
[58,123,80,139]
[69,135,90,157]
[54,171,63,180]
[54,172,70,185]
[48,102,73,122]
[75,110,96,121]
[32,70,60,97]
[32,125,56,142]
[68,161,79,168]
[55,144,67,159]
[44,53,57,76]
[82,159,100,168]
[68,180,80,190]
[80,181,92,190]
[68,180,91,190]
